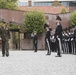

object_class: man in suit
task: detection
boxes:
[55,16,63,57]
[0,21,10,57]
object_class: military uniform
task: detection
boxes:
[62,30,69,53]
[74,27,76,54]
[55,16,63,57]
[45,28,51,55]
[0,22,10,57]
[51,31,56,52]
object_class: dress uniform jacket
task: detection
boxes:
[55,24,62,40]
[0,27,10,41]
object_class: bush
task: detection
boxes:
[61,8,67,14]
[23,11,46,34]
[70,10,76,25]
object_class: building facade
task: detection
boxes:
[0,9,71,50]
[18,0,76,7]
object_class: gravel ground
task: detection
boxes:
[0,51,76,75]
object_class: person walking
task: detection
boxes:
[54,16,63,57]
[0,21,10,57]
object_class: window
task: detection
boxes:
[24,33,31,39]
[34,2,52,6]
[69,1,76,6]
[18,2,27,6]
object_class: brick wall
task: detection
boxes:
[69,6,76,12]
[0,9,71,50]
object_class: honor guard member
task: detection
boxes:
[74,25,76,54]
[67,26,73,53]
[55,16,63,57]
[62,28,69,53]
[70,26,75,54]
[45,25,51,55]
[51,30,56,52]
[0,21,10,57]
[33,31,38,52]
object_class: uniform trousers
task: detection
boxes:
[2,40,9,56]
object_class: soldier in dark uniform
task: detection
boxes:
[0,21,10,57]
[45,25,51,55]
[62,29,69,53]
[51,30,56,52]
[74,25,76,54]
[55,16,63,57]
[70,26,75,54]
[33,31,38,52]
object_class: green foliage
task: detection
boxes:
[0,0,18,10]
[0,22,22,32]
[12,32,19,44]
[61,8,67,14]
[70,10,76,25]
[23,11,46,34]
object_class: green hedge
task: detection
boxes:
[23,11,46,34]
[70,10,76,26]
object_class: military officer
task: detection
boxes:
[0,21,10,57]
[45,25,51,55]
[54,16,63,57]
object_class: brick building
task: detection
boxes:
[0,9,71,50]
[0,0,75,50]
[18,0,76,12]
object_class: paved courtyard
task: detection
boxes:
[0,50,76,75]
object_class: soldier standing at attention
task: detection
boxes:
[0,21,10,57]
[54,16,63,57]
[45,25,51,55]
[74,25,76,54]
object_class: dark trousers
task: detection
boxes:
[51,42,56,52]
[68,41,72,53]
[34,43,37,52]
[56,39,61,56]
[71,41,75,54]
[75,41,76,53]
[2,41,9,56]
[46,39,51,55]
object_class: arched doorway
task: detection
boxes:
[10,29,20,50]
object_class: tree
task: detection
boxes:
[70,10,76,26]
[61,8,67,14]
[0,0,18,10]
[23,11,46,34]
